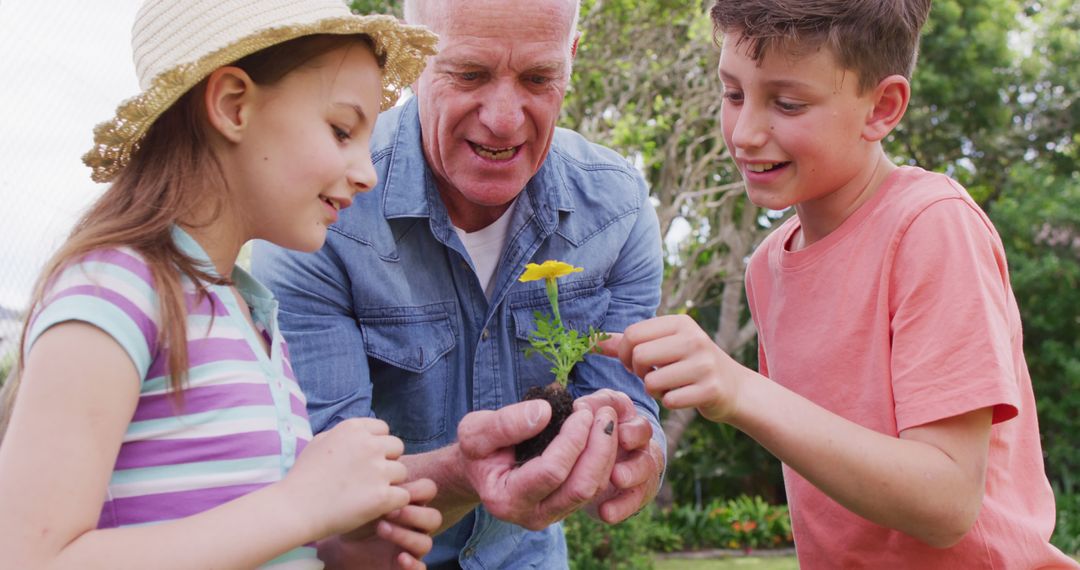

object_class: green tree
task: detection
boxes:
[348,0,399,16]
[987,0,1080,494]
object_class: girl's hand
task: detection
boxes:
[284,418,411,541]
[598,314,746,424]
[321,478,441,570]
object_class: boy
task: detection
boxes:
[600,0,1079,567]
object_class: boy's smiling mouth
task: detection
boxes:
[745,161,789,173]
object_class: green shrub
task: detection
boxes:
[1053,489,1080,555]
[565,507,665,570]
[654,495,792,552]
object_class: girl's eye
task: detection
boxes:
[332,125,351,142]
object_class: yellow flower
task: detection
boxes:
[518,260,583,283]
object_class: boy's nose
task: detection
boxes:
[730,108,770,150]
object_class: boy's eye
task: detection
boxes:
[776,100,806,112]
[332,125,351,142]
[722,90,744,104]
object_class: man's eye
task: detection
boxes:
[527,75,551,86]
[457,71,481,81]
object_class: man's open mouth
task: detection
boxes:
[470,142,518,161]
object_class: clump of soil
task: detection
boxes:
[515,383,574,464]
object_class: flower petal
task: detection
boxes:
[518,260,584,282]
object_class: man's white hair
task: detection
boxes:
[402,0,580,45]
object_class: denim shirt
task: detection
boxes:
[252,97,665,569]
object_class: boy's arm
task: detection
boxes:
[729,366,992,549]
[605,315,992,548]
[607,198,1019,548]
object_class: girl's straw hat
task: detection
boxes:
[83,0,438,183]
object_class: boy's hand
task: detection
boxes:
[284,418,411,541]
[598,314,744,424]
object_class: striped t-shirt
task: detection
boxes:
[26,228,319,569]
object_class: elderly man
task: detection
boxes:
[253,0,665,567]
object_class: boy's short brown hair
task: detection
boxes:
[710,0,931,93]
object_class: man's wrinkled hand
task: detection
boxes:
[574,389,665,523]
[456,399,620,530]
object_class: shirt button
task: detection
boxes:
[463,546,475,558]
[481,328,489,340]
[286,424,293,433]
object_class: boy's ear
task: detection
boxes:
[862,75,910,142]
[204,66,257,143]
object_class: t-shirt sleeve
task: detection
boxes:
[25,249,160,381]
[744,255,770,378]
[889,198,1021,431]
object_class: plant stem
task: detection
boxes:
[545,277,562,326]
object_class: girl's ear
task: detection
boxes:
[863,75,910,142]
[204,66,256,143]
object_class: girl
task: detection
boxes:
[0,1,439,568]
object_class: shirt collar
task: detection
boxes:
[170,225,275,313]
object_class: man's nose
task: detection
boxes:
[478,80,526,138]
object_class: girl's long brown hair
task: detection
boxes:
[0,34,378,438]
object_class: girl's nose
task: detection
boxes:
[347,154,377,195]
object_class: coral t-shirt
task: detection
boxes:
[744,166,1077,568]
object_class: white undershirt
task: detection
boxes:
[453,200,518,299]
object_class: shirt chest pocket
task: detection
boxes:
[509,280,611,398]
[359,307,456,444]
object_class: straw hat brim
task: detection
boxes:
[83,15,437,183]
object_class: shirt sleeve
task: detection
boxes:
[889,197,1021,431]
[25,249,159,381]
[568,173,667,461]
[252,239,375,434]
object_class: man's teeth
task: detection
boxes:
[746,162,782,173]
[473,144,516,160]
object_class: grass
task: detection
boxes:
[654,553,1080,569]
[656,556,798,570]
